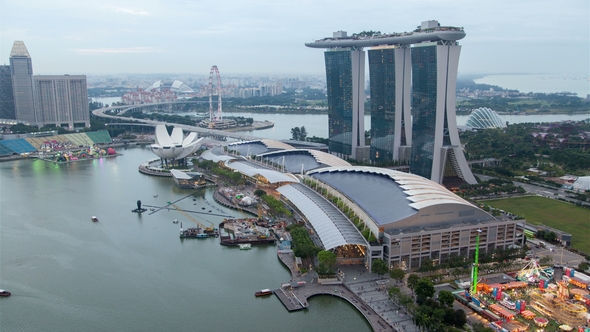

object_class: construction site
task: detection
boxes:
[218,218,276,246]
[453,230,590,332]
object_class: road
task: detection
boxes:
[92,105,266,142]
[475,173,589,207]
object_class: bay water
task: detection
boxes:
[0,147,370,331]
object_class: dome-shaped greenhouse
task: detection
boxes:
[466,107,506,129]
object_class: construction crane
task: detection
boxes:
[168,202,215,233]
[470,229,482,296]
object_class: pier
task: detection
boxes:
[274,251,395,332]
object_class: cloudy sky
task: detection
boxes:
[0,0,588,76]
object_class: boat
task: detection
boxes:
[173,219,179,224]
[0,289,11,297]
[91,216,98,222]
[255,289,272,297]
[239,243,252,250]
[153,194,158,197]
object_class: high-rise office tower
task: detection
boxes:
[367,47,411,162]
[0,65,16,120]
[410,39,476,185]
[307,21,477,185]
[324,44,366,159]
[34,75,90,129]
[10,41,36,124]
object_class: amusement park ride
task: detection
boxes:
[458,229,590,331]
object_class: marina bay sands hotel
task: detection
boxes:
[306,20,477,186]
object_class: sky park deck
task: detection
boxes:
[305,22,465,49]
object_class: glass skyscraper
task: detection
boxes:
[324,48,365,159]
[0,65,15,120]
[308,21,476,185]
[368,47,411,163]
[410,42,476,185]
[10,41,36,124]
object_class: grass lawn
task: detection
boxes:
[480,196,590,254]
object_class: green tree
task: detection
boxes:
[544,231,557,242]
[438,290,455,307]
[539,255,553,264]
[578,262,589,271]
[407,274,420,291]
[390,268,405,283]
[388,286,401,301]
[453,309,467,327]
[291,127,301,140]
[399,294,413,309]
[371,258,388,276]
[317,250,337,275]
[253,189,266,197]
[432,308,447,324]
[299,126,307,141]
[415,278,435,299]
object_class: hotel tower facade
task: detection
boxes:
[306,20,477,185]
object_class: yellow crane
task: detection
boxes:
[168,202,215,233]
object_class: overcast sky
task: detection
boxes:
[1,0,588,77]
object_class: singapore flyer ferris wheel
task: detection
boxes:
[208,65,222,122]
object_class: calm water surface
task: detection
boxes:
[222,112,590,141]
[0,147,370,331]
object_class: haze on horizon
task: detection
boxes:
[0,0,588,77]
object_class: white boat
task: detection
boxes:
[239,243,252,250]
[172,219,179,224]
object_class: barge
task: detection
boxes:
[218,218,275,246]
[180,223,219,238]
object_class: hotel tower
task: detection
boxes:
[306,20,477,185]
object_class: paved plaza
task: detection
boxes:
[339,265,419,332]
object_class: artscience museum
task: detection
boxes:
[150,124,204,161]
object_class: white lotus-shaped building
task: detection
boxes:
[150,125,203,160]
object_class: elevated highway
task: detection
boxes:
[92,103,264,142]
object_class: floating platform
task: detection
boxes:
[273,289,306,311]
[218,219,275,246]
[180,227,219,238]
[219,237,275,246]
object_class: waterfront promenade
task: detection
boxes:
[276,252,418,332]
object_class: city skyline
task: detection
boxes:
[1,0,588,76]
